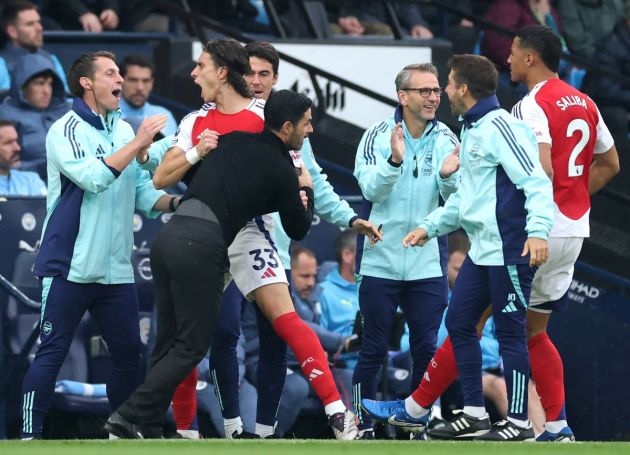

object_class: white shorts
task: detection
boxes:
[227,214,287,300]
[529,237,584,313]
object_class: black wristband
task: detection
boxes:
[387,155,402,167]
[168,197,177,212]
[348,215,359,228]
[138,151,150,164]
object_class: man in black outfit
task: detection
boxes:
[105,90,319,438]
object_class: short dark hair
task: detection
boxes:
[516,25,562,73]
[447,54,498,101]
[23,69,54,88]
[334,229,357,264]
[1,1,37,32]
[264,90,312,132]
[68,51,116,97]
[0,119,16,129]
[204,38,251,98]
[290,244,316,268]
[245,41,279,75]
[120,54,154,78]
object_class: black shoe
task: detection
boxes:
[427,411,491,440]
[104,411,145,439]
[232,430,260,439]
[356,428,375,440]
[263,434,281,439]
[142,423,165,439]
[475,420,535,441]
[428,416,447,431]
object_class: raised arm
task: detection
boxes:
[354,122,404,203]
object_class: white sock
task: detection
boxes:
[545,420,568,433]
[431,404,443,421]
[463,406,486,418]
[507,416,531,429]
[324,400,346,416]
[404,396,429,418]
[255,423,275,438]
[224,416,243,439]
[176,429,200,439]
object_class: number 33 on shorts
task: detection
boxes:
[248,248,279,271]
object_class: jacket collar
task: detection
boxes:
[72,97,121,131]
[262,128,292,154]
[394,104,438,134]
[461,95,501,128]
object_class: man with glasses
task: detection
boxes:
[351,63,460,438]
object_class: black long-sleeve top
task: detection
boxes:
[182,129,314,246]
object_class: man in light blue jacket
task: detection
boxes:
[378,55,554,442]
[352,62,460,439]
[20,50,173,439]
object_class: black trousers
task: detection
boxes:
[117,215,228,425]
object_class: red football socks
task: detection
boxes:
[529,333,566,421]
[172,367,198,430]
[273,312,341,406]
[411,336,459,408]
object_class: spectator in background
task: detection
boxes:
[481,0,563,74]
[291,246,353,361]
[188,0,270,35]
[557,0,624,61]
[329,1,433,38]
[417,0,480,54]
[119,54,177,138]
[584,2,630,153]
[319,229,360,362]
[0,119,46,195]
[0,52,71,180]
[119,1,171,33]
[47,0,121,32]
[0,1,68,93]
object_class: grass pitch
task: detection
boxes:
[1,440,628,455]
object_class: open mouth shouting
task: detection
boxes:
[112,88,122,99]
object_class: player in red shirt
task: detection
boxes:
[361,26,619,442]
[148,39,360,440]
[509,25,618,442]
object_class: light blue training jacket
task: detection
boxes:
[33,98,166,284]
[419,96,554,266]
[354,105,460,281]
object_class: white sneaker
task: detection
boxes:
[329,410,359,440]
[177,429,200,439]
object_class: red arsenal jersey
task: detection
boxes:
[512,79,614,237]
[172,98,265,152]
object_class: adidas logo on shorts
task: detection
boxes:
[261,267,277,279]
